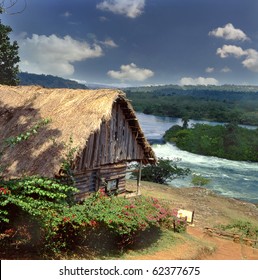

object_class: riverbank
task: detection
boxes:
[127,180,258,228]
[163,123,258,162]
[137,110,258,204]
[125,180,258,260]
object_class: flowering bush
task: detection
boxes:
[1,182,187,254]
[44,191,187,251]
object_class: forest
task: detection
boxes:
[124,85,258,126]
[19,72,88,89]
[164,123,258,162]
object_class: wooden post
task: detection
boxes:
[137,160,142,195]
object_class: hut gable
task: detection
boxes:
[0,86,156,192]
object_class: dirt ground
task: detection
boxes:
[126,180,258,260]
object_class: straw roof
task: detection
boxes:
[0,85,155,178]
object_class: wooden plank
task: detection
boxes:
[93,130,100,167]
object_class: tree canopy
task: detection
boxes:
[0,12,20,85]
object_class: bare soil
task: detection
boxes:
[126,180,258,260]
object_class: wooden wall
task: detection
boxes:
[74,162,127,201]
[72,99,148,199]
[75,101,145,171]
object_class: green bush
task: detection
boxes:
[0,176,78,253]
[44,191,186,252]
[132,158,190,184]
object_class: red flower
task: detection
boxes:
[90,220,98,227]
[63,217,70,222]
[0,187,10,195]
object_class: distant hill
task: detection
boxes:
[18,72,88,89]
[124,84,258,126]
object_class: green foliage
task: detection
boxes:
[132,158,190,184]
[125,85,258,126]
[1,187,186,254]
[0,16,20,85]
[59,136,78,180]
[3,118,51,147]
[191,174,211,186]
[43,191,186,252]
[218,220,258,239]
[164,123,258,162]
[0,118,51,176]
[0,176,78,224]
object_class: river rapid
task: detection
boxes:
[137,112,258,204]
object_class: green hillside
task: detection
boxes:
[18,72,88,89]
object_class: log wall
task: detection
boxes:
[72,99,150,199]
[75,101,145,171]
[74,162,127,201]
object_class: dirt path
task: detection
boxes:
[129,226,258,260]
[188,227,258,260]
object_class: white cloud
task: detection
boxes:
[221,66,231,73]
[107,63,154,81]
[97,0,145,18]
[209,23,250,41]
[216,44,258,72]
[180,77,219,86]
[101,38,118,48]
[242,49,258,72]
[205,67,215,73]
[18,34,103,76]
[216,45,247,58]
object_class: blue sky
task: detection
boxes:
[1,0,258,86]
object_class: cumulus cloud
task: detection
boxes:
[216,44,258,72]
[209,23,250,41]
[216,44,247,58]
[179,77,219,86]
[18,34,103,76]
[205,67,215,73]
[242,49,258,72]
[107,63,154,81]
[97,0,145,18]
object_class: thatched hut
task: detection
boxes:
[0,85,156,200]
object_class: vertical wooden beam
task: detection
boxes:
[137,160,142,194]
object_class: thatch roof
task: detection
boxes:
[0,85,156,178]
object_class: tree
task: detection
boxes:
[0,1,27,15]
[0,11,20,85]
[132,158,191,185]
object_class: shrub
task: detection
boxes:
[0,176,78,252]
[45,192,187,252]
[1,181,187,255]
[132,158,190,184]
[191,174,211,187]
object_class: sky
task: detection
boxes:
[1,0,258,87]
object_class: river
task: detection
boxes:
[136,112,258,204]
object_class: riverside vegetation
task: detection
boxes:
[163,122,258,162]
[125,84,258,126]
